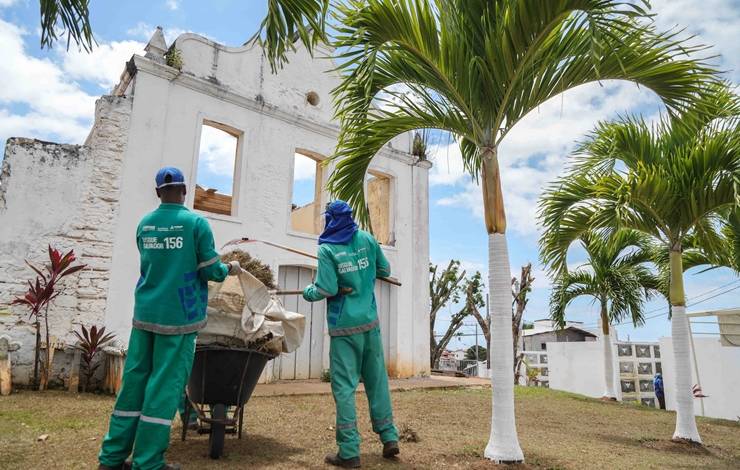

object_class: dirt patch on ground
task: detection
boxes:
[639,437,709,454]
[1,386,740,469]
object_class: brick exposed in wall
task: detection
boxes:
[0,96,132,384]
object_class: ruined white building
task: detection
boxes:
[0,28,431,385]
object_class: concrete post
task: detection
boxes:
[0,335,21,395]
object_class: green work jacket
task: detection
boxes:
[303,230,390,336]
[133,203,228,334]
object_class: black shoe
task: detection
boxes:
[325,453,361,468]
[383,440,400,459]
[110,461,179,470]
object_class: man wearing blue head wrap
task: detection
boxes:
[303,200,399,468]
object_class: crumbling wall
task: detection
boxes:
[0,95,132,385]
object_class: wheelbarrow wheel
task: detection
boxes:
[209,404,226,459]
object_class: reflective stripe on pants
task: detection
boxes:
[99,328,196,470]
[330,327,398,459]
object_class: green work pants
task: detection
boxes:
[330,327,398,459]
[99,328,196,470]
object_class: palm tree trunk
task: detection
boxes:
[669,248,701,442]
[481,146,524,463]
[599,301,616,399]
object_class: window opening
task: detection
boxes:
[194,121,239,216]
[365,170,393,245]
[290,151,323,235]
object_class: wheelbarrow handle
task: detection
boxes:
[273,287,353,296]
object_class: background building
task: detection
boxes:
[0,28,432,385]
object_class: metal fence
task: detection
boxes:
[434,358,479,377]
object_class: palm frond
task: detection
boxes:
[549,269,598,328]
[250,0,330,72]
[40,0,95,52]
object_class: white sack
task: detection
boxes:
[199,270,306,355]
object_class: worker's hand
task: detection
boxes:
[339,287,353,295]
[227,260,241,276]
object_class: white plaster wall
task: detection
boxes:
[660,337,740,421]
[547,340,620,399]
[103,39,430,378]
[0,96,132,383]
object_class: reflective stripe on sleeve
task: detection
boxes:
[197,256,220,270]
[317,287,334,297]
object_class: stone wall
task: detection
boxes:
[0,95,132,385]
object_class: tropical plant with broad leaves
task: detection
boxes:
[11,246,86,389]
[539,84,740,443]
[73,325,116,392]
[546,229,659,399]
[255,0,716,461]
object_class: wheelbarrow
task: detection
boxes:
[181,345,273,459]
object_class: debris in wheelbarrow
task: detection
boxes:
[198,268,306,355]
[183,266,306,459]
[220,249,276,289]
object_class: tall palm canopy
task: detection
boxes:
[257,0,717,462]
[539,85,740,443]
[549,229,657,329]
[547,229,658,398]
[257,0,715,228]
[539,85,740,275]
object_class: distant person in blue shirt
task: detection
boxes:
[654,373,665,409]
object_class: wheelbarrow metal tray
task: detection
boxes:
[188,345,273,406]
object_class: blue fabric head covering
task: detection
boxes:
[319,200,358,245]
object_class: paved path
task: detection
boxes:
[252,375,490,397]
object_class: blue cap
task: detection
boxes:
[155,167,186,189]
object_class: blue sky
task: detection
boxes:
[1,0,739,348]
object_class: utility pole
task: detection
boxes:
[475,321,479,363]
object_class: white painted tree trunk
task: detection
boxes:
[484,233,524,462]
[601,329,616,399]
[671,305,701,442]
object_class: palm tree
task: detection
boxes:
[255,0,715,461]
[547,229,659,399]
[38,0,95,51]
[539,85,740,443]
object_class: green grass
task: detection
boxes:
[1,386,739,469]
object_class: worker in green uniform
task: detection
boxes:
[98,167,240,470]
[303,200,399,468]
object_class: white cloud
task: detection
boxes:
[0,0,19,7]
[165,0,180,11]
[293,153,317,181]
[126,22,212,46]
[0,18,147,147]
[126,22,156,40]
[60,40,145,90]
[0,18,98,144]
[0,108,89,144]
[428,138,467,186]
[428,0,740,236]
[433,81,660,235]
[197,126,238,178]
[651,0,740,81]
